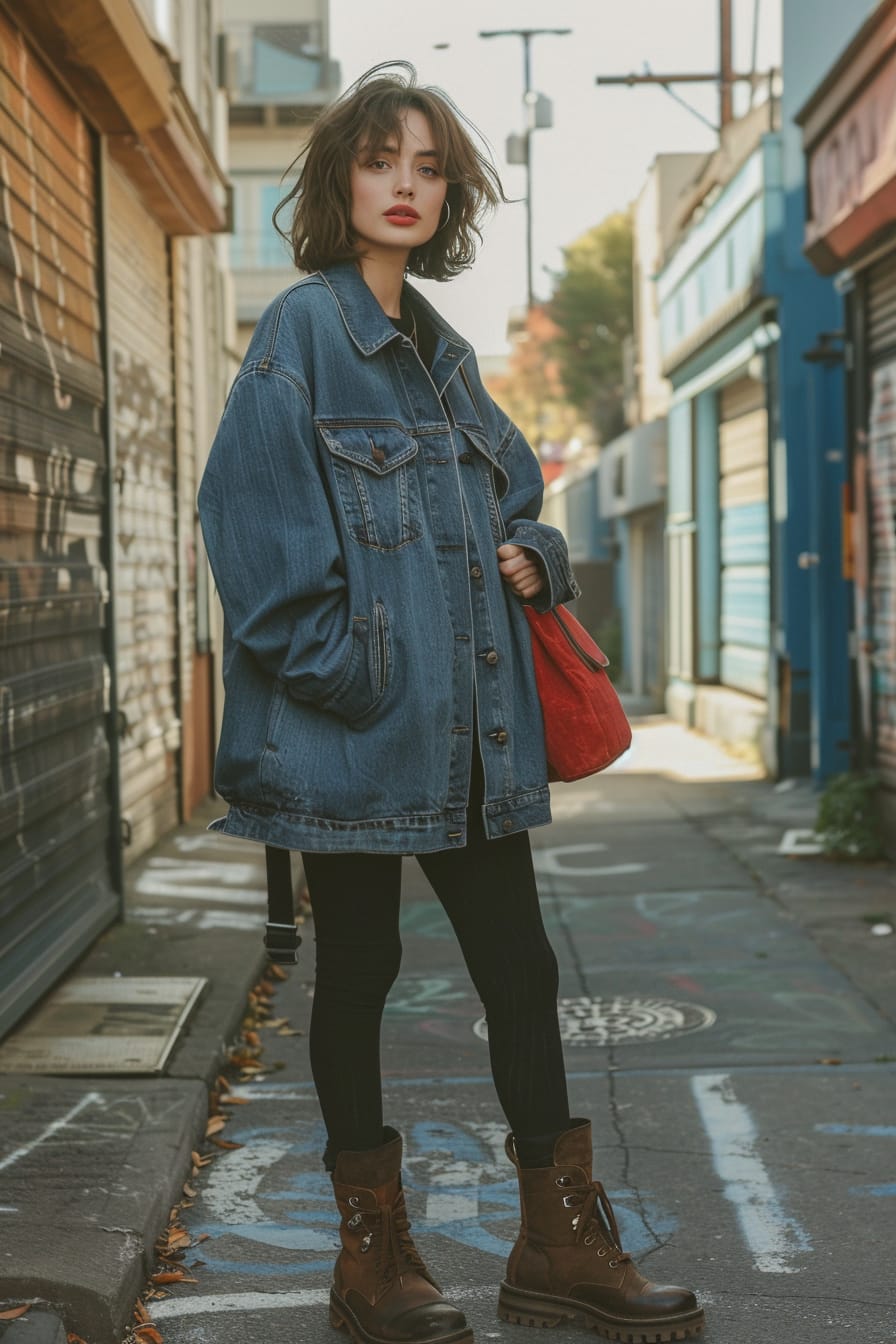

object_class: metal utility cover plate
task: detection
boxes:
[0,977,207,1075]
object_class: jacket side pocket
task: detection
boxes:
[372,600,390,700]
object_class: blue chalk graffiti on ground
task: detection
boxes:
[815,1123,896,1197]
[190,1116,679,1275]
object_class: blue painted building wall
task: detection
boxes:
[658,135,781,765]
[658,4,875,780]
[777,0,879,780]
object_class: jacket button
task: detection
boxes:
[502,818,514,833]
[485,650,498,665]
[470,565,483,579]
[457,452,473,464]
[494,728,508,745]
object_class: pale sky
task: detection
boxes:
[329,0,781,355]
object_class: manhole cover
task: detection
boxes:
[473,995,716,1047]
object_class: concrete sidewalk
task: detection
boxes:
[0,803,273,1343]
[0,720,894,1342]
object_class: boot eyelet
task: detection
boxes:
[555,1175,572,1187]
[360,1234,372,1252]
[348,1213,362,1228]
[349,1196,361,1208]
[597,1247,607,1257]
[562,1194,578,1208]
[608,1258,619,1268]
[584,1233,597,1246]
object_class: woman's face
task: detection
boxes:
[349,107,448,261]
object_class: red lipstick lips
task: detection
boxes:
[384,206,420,226]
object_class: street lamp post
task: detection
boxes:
[479,27,571,309]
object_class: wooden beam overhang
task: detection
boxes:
[14,0,229,235]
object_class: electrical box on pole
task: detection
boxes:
[533,92,553,128]
[506,132,527,165]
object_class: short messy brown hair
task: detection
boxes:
[274,62,506,281]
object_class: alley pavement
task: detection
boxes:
[1,718,895,1343]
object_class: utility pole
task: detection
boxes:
[595,0,752,131]
[479,27,570,309]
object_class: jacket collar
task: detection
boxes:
[318,262,472,366]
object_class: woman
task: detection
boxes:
[198,63,703,1344]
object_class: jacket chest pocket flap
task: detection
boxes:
[317,422,422,552]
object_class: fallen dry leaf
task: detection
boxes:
[220,1095,250,1105]
[216,1074,231,1093]
[205,1115,227,1137]
[191,1150,214,1167]
[243,1030,261,1048]
[277,1026,304,1036]
[167,1229,192,1251]
[210,1137,244,1150]
[262,1017,289,1029]
[268,964,288,980]
[183,1182,198,1198]
[152,1271,188,1285]
[194,1233,211,1244]
[817,1057,843,1066]
[0,1306,30,1321]
[67,1334,89,1344]
[134,1326,164,1344]
[135,1299,152,1323]
[228,1052,260,1069]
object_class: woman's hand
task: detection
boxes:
[496,543,545,600]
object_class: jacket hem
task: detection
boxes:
[207,790,552,854]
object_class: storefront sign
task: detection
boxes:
[805,49,896,270]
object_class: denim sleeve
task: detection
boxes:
[493,409,581,615]
[197,367,377,721]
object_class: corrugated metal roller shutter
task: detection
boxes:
[173,240,195,815]
[718,376,769,699]
[867,251,896,364]
[866,256,896,790]
[0,13,117,1035]
[107,164,180,859]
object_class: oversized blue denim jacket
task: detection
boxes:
[198,262,580,853]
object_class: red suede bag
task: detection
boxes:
[524,605,632,782]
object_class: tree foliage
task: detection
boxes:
[548,212,633,444]
[486,305,581,456]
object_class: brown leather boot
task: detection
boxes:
[329,1127,473,1344]
[498,1120,704,1342]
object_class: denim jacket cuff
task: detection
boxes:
[509,523,581,613]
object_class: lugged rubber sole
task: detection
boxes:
[329,1288,474,1344]
[497,1281,705,1343]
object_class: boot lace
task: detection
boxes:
[353,1189,434,1290]
[558,1176,632,1267]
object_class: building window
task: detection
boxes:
[613,453,627,500]
[230,178,292,270]
[228,23,325,101]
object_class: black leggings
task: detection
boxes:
[301,752,571,1160]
